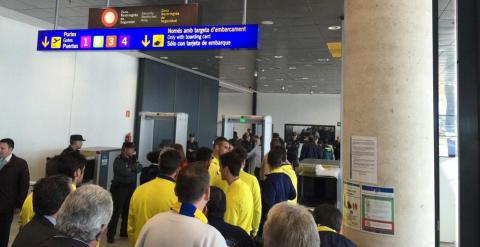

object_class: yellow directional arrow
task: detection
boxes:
[42,36,49,48]
[142,35,150,47]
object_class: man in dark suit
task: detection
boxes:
[39,185,113,247]
[12,175,72,247]
[61,134,85,155]
[0,138,30,247]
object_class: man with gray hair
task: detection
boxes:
[39,184,113,247]
[263,202,320,247]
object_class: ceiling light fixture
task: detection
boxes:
[264,84,269,87]
[288,66,297,70]
[274,55,283,59]
[192,67,199,70]
[328,25,342,30]
[275,78,284,81]
[238,67,246,70]
[317,58,330,62]
[215,55,224,59]
[261,20,274,25]
[160,56,168,59]
[302,77,309,80]
[312,85,318,88]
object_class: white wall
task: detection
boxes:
[217,92,253,136]
[0,8,138,180]
[257,93,341,139]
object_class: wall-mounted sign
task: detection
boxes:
[361,185,395,235]
[350,136,378,184]
[88,4,199,29]
[37,25,259,51]
[343,181,361,230]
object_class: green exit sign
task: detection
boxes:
[239,117,246,123]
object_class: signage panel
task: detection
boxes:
[88,4,199,28]
[37,25,259,51]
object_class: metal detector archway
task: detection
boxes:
[137,112,188,165]
[222,114,273,159]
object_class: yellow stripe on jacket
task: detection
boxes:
[270,164,298,203]
[127,177,178,246]
[224,178,254,235]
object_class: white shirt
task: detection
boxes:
[4,153,12,163]
[44,215,57,225]
[135,211,227,247]
[0,153,12,169]
[248,145,262,168]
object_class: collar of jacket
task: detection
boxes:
[171,202,208,224]
[317,225,337,233]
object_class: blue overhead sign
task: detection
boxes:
[37,24,259,51]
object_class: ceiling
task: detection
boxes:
[438,0,456,85]
[437,0,456,118]
[0,0,344,94]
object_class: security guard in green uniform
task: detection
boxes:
[107,142,142,243]
[61,134,85,155]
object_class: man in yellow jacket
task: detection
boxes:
[220,149,254,235]
[208,137,230,193]
[127,149,182,246]
[19,153,85,228]
[233,148,261,237]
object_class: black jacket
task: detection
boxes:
[208,217,256,247]
[318,231,357,247]
[300,142,322,161]
[38,235,89,247]
[139,164,159,185]
[261,173,296,217]
[0,154,30,213]
[60,146,80,155]
[12,215,57,247]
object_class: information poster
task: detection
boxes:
[361,185,395,235]
[350,136,378,184]
[343,181,361,230]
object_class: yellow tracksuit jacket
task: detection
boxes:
[208,157,229,193]
[127,177,178,246]
[224,178,254,235]
[239,170,261,236]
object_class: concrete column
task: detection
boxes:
[342,1,434,247]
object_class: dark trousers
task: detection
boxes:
[0,213,13,247]
[107,183,135,239]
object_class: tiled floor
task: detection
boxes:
[8,215,131,247]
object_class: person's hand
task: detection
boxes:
[14,208,21,214]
